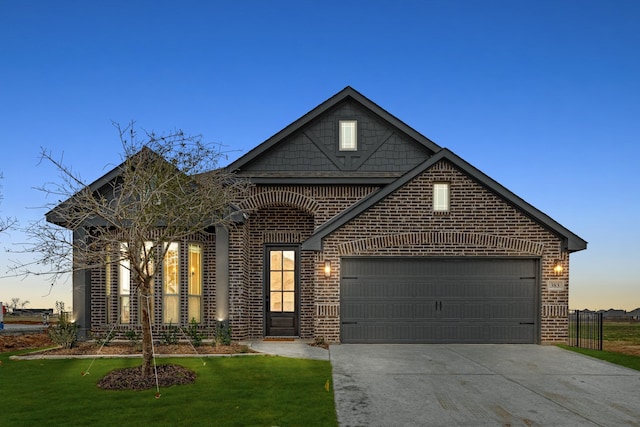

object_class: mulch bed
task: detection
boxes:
[0,332,54,352]
[39,341,252,356]
[1,332,249,391]
[97,364,197,390]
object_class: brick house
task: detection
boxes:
[58,87,586,344]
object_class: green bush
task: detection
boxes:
[92,330,115,347]
[215,321,232,346]
[48,311,78,349]
[186,318,203,347]
[161,322,179,345]
[124,329,141,348]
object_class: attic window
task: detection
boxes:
[339,120,357,151]
[433,183,450,212]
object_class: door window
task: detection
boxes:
[269,249,296,312]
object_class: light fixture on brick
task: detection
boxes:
[324,260,331,277]
[553,259,563,276]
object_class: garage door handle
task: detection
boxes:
[342,321,358,325]
[519,322,534,325]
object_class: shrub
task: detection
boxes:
[124,329,141,348]
[49,310,78,349]
[215,321,232,346]
[186,318,203,347]
[161,322,179,345]
[92,330,115,347]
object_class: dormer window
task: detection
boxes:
[339,120,357,151]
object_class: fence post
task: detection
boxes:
[576,310,581,348]
[599,312,603,351]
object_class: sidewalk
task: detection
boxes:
[245,339,329,360]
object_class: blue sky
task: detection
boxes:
[0,0,638,311]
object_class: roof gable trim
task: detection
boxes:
[226,86,441,172]
[302,148,587,252]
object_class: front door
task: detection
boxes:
[265,246,298,337]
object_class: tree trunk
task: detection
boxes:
[140,281,153,377]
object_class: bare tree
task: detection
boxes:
[18,122,248,375]
[0,172,17,233]
[9,297,30,311]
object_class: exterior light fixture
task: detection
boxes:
[553,259,563,276]
[324,260,331,277]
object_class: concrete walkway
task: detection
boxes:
[246,339,329,360]
[330,344,640,427]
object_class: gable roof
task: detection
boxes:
[226,86,441,174]
[301,148,588,253]
[46,147,176,227]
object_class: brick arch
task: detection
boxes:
[337,231,546,256]
[238,190,319,215]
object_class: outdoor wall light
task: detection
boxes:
[324,260,331,277]
[553,259,563,276]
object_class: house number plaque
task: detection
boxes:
[548,281,565,291]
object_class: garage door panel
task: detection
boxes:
[341,258,538,344]
[489,282,535,298]
[342,323,388,343]
[488,325,535,343]
[392,303,414,319]
[461,303,485,320]
[414,303,438,319]
[488,301,536,319]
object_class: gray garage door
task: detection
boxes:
[341,258,538,344]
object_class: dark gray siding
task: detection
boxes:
[239,100,432,175]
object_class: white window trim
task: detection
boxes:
[339,120,357,151]
[119,243,131,324]
[188,243,203,323]
[433,182,450,212]
[163,242,180,324]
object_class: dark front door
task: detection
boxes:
[265,247,298,336]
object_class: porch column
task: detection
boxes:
[72,228,91,340]
[215,225,229,323]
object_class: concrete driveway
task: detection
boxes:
[330,344,640,426]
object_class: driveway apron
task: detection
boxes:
[329,344,640,427]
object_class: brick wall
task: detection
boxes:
[232,159,570,344]
[229,185,380,340]
[91,159,571,343]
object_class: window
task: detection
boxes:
[188,244,203,323]
[105,250,112,324]
[339,120,357,151]
[163,242,180,324]
[119,243,131,324]
[269,249,296,312]
[433,183,450,212]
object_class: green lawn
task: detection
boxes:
[559,344,640,371]
[0,351,337,426]
[603,321,640,344]
[562,321,640,371]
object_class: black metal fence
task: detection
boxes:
[568,310,603,350]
